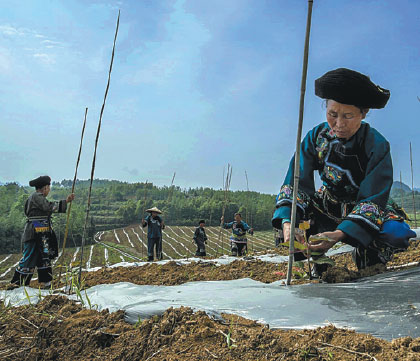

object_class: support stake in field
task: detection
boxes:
[410,142,417,228]
[286,0,314,285]
[57,107,88,285]
[78,10,120,284]
[218,164,232,256]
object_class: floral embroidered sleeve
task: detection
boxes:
[337,131,393,247]
[272,125,323,228]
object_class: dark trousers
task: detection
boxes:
[195,240,206,257]
[231,242,247,256]
[147,237,162,261]
[11,237,52,286]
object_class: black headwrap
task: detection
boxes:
[29,175,51,189]
[199,220,205,225]
[315,68,390,109]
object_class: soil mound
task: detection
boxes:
[1,295,420,360]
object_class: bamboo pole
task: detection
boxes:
[410,142,417,228]
[140,180,149,260]
[218,164,232,256]
[244,170,253,254]
[78,10,120,284]
[286,0,314,285]
[56,107,88,284]
[167,171,176,203]
[400,171,404,209]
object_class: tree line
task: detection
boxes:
[1,179,417,254]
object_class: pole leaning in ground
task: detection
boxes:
[140,180,148,260]
[57,107,88,283]
[78,10,120,284]
[286,0,314,285]
[218,164,232,256]
[245,170,253,254]
[410,142,417,228]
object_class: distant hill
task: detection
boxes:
[392,181,411,193]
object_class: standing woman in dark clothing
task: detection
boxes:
[193,220,208,257]
[142,207,165,261]
[10,176,75,287]
[272,68,415,274]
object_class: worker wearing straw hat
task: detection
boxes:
[10,176,75,287]
[142,207,165,261]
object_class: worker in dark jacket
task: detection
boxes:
[221,213,254,256]
[193,220,208,257]
[10,176,75,287]
[142,207,165,261]
[273,68,416,275]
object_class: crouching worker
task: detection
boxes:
[221,213,253,256]
[193,220,208,257]
[10,176,75,288]
[142,207,165,261]
[272,68,416,277]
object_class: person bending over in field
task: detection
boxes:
[221,213,253,256]
[142,207,165,261]
[10,176,75,288]
[193,220,208,257]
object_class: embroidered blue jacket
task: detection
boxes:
[272,122,394,247]
[223,220,252,240]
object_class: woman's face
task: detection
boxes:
[326,100,367,140]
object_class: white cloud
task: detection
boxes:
[41,39,64,48]
[33,53,55,65]
[0,24,24,36]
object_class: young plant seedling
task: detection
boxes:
[299,221,312,279]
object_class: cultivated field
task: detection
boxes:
[0,226,276,282]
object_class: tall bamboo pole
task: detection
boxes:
[218,164,232,256]
[56,107,88,283]
[167,172,176,203]
[244,170,253,253]
[400,171,404,209]
[140,180,149,260]
[410,142,417,228]
[286,0,314,285]
[78,11,120,283]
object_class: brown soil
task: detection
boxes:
[40,240,416,288]
[1,241,418,291]
[1,295,420,361]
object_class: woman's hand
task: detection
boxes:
[66,193,75,203]
[282,222,305,244]
[308,230,345,252]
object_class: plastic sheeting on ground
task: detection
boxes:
[1,266,419,341]
[84,243,355,273]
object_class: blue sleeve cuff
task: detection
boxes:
[337,220,373,248]
[272,206,301,229]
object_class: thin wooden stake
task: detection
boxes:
[167,171,176,203]
[56,107,88,284]
[286,0,314,285]
[410,142,417,228]
[244,170,253,254]
[219,164,232,256]
[400,171,404,209]
[141,180,149,260]
[78,10,120,283]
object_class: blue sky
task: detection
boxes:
[0,0,419,194]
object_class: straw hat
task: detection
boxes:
[146,207,162,214]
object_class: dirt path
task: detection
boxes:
[1,296,419,361]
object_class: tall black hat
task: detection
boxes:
[29,175,51,189]
[315,68,390,109]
